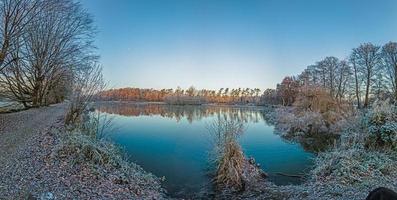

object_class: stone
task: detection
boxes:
[40,192,54,200]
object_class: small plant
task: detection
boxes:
[80,111,115,140]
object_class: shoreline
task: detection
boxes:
[93,100,277,108]
[2,102,394,199]
[0,104,166,199]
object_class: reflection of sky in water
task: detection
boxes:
[96,103,313,197]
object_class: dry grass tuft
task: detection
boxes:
[208,117,247,191]
[215,140,245,190]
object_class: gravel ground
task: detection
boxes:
[0,104,166,199]
[0,103,67,165]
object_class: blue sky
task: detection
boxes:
[81,0,397,90]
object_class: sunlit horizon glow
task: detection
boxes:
[81,0,397,90]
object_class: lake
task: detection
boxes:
[94,102,314,198]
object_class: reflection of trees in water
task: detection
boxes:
[95,102,331,153]
[95,102,267,123]
[286,134,339,153]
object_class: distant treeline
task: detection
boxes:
[97,42,397,107]
[96,87,263,105]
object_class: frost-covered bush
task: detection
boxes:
[337,115,367,150]
[276,108,336,136]
[275,107,297,134]
[309,101,397,192]
[275,87,353,139]
[312,147,397,185]
[57,131,122,167]
[296,100,397,200]
[289,111,327,135]
[365,100,397,150]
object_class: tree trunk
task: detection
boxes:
[364,70,371,108]
[353,64,361,108]
[0,39,10,72]
[394,64,397,103]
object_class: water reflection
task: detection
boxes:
[95,102,328,154]
[95,102,270,124]
[94,102,314,197]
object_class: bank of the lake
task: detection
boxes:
[3,101,392,200]
[0,103,166,199]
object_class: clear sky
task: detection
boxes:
[81,0,397,90]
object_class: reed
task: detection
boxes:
[209,117,246,190]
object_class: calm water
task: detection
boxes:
[95,102,314,197]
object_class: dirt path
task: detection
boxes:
[0,103,67,164]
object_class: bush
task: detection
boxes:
[307,102,397,197]
[59,110,120,167]
[275,87,353,139]
[294,87,352,118]
[56,131,122,167]
[276,108,332,136]
[365,100,397,150]
[312,147,397,185]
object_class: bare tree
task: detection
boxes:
[350,43,382,108]
[0,0,96,107]
[65,63,105,125]
[382,42,397,101]
[349,56,362,108]
[315,57,339,98]
[0,0,41,72]
[335,60,351,102]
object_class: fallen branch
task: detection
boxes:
[276,172,304,178]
